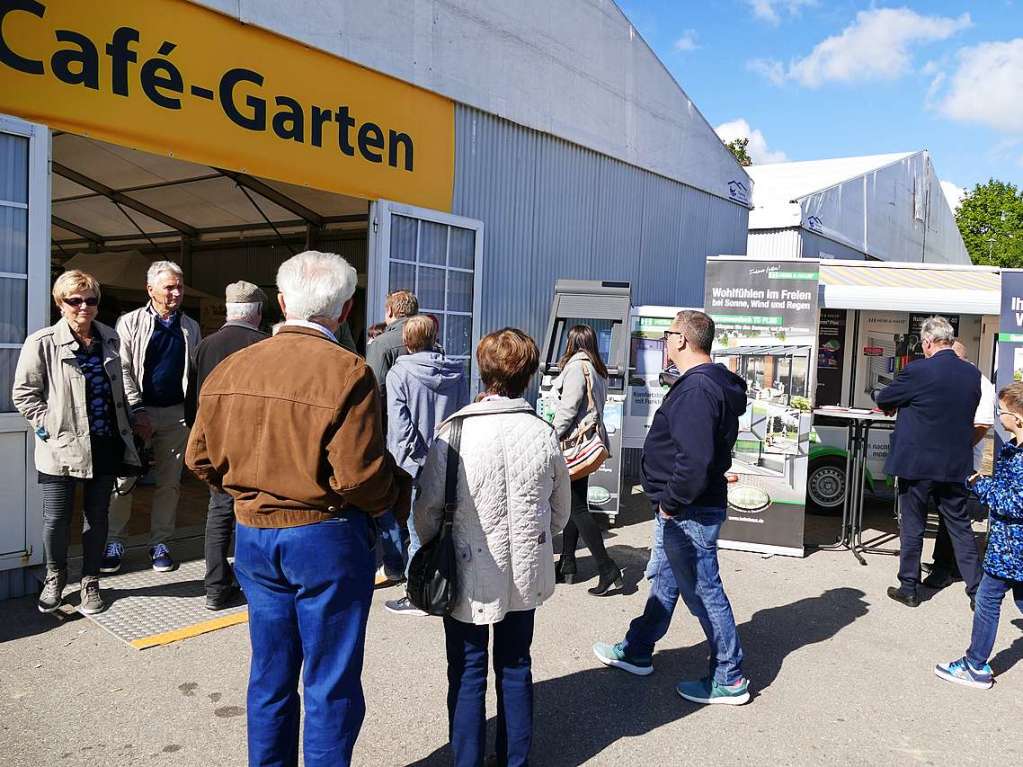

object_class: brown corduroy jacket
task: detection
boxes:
[186,325,409,528]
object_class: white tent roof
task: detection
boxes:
[62,251,217,300]
[748,152,914,227]
[746,151,969,265]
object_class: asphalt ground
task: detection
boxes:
[2,489,1021,766]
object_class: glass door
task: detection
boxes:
[0,115,48,570]
[369,200,484,391]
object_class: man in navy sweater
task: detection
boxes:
[594,310,752,706]
[874,316,982,608]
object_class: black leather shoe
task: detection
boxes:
[887,586,920,608]
[555,557,577,585]
[206,585,245,611]
[588,563,624,596]
[922,571,956,590]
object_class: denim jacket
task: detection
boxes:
[971,441,1023,582]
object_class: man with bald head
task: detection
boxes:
[922,339,995,590]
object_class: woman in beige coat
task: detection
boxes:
[12,270,139,615]
[414,328,571,767]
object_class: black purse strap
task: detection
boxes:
[443,418,463,527]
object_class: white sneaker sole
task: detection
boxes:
[37,601,61,614]
[152,563,174,573]
[677,688,751,705]
[78,603,107,615]
[99,564,121,574]
[385,606,427,617]
[934,666,992,690]
[592,647,653,676]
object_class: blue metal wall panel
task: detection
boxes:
[452,105,748,344]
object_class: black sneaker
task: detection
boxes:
[384,596,427,616]
[100,542,124,574]
[37,568,67,613]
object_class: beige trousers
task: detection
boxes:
[108,404,189,547]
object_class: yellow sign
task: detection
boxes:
[0,0,454,211]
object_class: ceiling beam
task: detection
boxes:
[51,214,369,247]
[53,172,223,203]
[51,161,199,237]
[216,168,324,226]
[51,215,104,244]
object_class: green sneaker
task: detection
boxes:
[592,641,653,676]
[676,676,750,705]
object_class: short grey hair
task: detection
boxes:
[920,316,955,346]
[147,260,183,286]
[276,250,357,322]
[225,301,262,323]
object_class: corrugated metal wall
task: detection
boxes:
[747,227,868,262]
[452,105,749,345]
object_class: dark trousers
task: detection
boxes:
[234,515,374,767]
[931,517,961,578]
[561,477,613,573]
[443,610,536,767]
[204,487,236,597]
[898,479,981,596]
[41,475,116,577]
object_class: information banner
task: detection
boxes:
[815,308,846,407]
[704,258,820,556]
[997,270,1023,450]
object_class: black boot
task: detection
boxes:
[588,561,623,596]
[556,557,577,584]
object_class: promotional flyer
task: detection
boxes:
[704,258,819,556]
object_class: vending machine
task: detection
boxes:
[536,280,631,521]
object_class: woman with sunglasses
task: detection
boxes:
[13,270,140,615]
[551,324,623,595]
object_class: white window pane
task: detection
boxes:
[0,277,26,343]
[0,349,17,412]
[448,270,473,313]
[390,215,417,262]
[419,221,447,265]
[447,314,472,357]
[389,261,416,294]
[0,134,28,204]
[450,227,475,270]
[0,207,27,273]
[417,266,445,312]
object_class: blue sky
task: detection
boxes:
[619,1,1023,206]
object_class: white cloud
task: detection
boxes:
[747,0,816,26]
[673,30,699,53]
[939,38,1023,134]
[940,180,966,211]
[747,58,787,86]
[752,8,971,88]
[715,118,788,164]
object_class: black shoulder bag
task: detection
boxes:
[406,417,463,617]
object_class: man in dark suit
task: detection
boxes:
[874,316,982,608]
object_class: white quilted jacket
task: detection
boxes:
[413,397,572,625]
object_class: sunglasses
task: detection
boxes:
[997,405,1021,420]
[662,330,687,347]
[64,297,98,307]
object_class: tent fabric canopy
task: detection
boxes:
[818,260,1000,315]
[62,251,217,300]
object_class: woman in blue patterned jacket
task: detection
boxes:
[935,382,1023,689]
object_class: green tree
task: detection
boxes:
[725,137,752,167]
[957,179,1023,267]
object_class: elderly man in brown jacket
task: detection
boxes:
[186,251,410,767]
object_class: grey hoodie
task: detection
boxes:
[386,351,470,478]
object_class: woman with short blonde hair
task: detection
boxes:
[12,270,139,615]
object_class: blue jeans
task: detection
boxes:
[234,515,375,767]
[623,506,744,686]
[966,572,1023,668]
[374,511,407,579]
[444,610,536,767]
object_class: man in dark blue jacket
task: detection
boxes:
[594,310,752,706]
[874,316,982,608]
